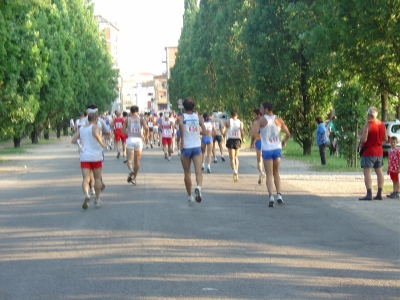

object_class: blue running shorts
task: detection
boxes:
[202,136,213,145]
[255,139,261,151]
[262,149,282,160]
[181,147,202,159]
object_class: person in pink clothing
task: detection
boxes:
[387,136,400,198]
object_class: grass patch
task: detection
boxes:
[0,148,26,155]
[283,139,389,172]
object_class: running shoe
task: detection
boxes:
[123,158,127,163]
[117,151,120,159]
[167,156,171,161]
[150,143,153,149]
[164,152,168,160]
[101,181,105,191]
[207,167,211,173]
[82,195,90,209]
[276,193,284,204]
[188,195,195,206]
[89,188,95,196]
[386,192,399,199]
[178,150,181,156]
[94,198,102,208]
[213,157,217,163]
[258,172,265,185]
[202,163,205,171]
[194,186,202,203]
[233,170,238,182]
[268,195,274,207]
[158,140,160,147]
[221,155,225,162]
[131,178,137,185]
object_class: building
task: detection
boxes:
[121,73,156,113]
[163,46,178,110]
[95,15,121,112]
[153,74,168,111]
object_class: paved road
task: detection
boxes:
[0,138,399,300]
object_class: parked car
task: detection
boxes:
[383,120,400,156]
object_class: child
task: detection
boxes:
[387,136,400,198]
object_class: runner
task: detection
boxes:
[157,112,163,147]
[225,110,245,182]
[211,111,226,163]
[160,112,175,161]
[122,106,149,185]
[113,111,126,160]
[146,112,154,148]
[71,112,106,209]
[252,101,290,207]
[122,111,128,163]
[201,112,217,173]
[178,98,207,204]
[175,112,182,156]
[249,108,265,184]
[151,113,159,147]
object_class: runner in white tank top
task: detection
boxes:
[161,112,175,161]
[224,110,245,182]
[251,101,290,208]
[201,112,217,173]
[71,113,106,209]
[178,98,207,205]
[122,106,149,185]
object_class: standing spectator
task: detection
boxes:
[386,136,400,198]
[327,116,338,155]
[315,117,330,165]
[359,107,387,200]
[69,118,75,137]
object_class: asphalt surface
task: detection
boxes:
[0,137,399,300]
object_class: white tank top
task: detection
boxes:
[161,120,173,138]
[204,121,213,134]
[226,118,241,139]
[79,125,103,162]
[260,115,282,151]
[127,116,142,138]
[183,113,201,148]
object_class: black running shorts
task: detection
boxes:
[226,138,241,149]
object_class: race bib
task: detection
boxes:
[214,122,220,130]
[184,120,200,134]
[115,122,122,129]
[130,123,141,134]
[163,128,172,137]
[268,132,279,143]
[231,128,240,137]
[148,122,153,127]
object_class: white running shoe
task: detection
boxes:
[164,152,168,160]
[194,186,202,203]
[276,193,283,204]
[202,163,205,171]
[258,172,265,185]
[178,150,181,156]
[268,195,274,207]
[233,170,238,182]
[213,157,217,163]
[94,198,102,208]
[89,188,95,196]
[221,155,225,162]
[207,167,211,173]
[82,195,90,209]
[188,195,195,206]
[167,156,171,161]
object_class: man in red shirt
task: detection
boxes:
[359,107,387,200]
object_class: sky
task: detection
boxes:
[92,0,185,76]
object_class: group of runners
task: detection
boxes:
[71,98,291,209]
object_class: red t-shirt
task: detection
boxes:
[114,117,124,134]
[362,121,386,157]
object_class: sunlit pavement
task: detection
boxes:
[0,138,399,300]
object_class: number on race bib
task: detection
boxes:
[131,124,140,133]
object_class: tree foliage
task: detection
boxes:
[0,0,118,146]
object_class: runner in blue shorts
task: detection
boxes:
[251,101,290,208]
[201,112,217,173]
[249,108,265,184]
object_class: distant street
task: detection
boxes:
[0,137,399,300]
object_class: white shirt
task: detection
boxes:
[182,113,201,149]
[79,125,103,162]
[260,115,282,151]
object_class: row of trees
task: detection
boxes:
[169,0,400,164]
[0,0,118,147]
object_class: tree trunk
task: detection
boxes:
[63,125,69,136]
[56,124,61,139]
[396,104,400,120]
[302,138,312,155]
[31,128,39,144]
[381,91,388,121]
[13,137,21,148]
[44,129,50,140]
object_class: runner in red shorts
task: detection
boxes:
[161,112,175,161]
[113,111,126,160]
[71,112,106,209]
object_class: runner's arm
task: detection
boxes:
[279,118,291,147]
[178,117,184,149]
[71,131,80,144]
[93,125,106,148]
